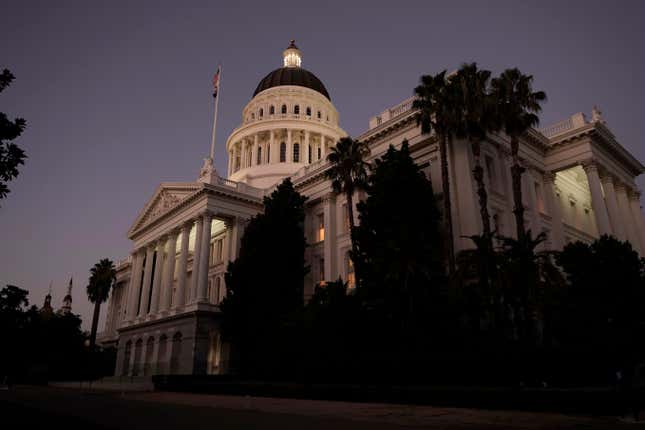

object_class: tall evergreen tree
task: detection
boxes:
[221,178,308,377]
[352,141,445,339]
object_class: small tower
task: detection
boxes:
[41,281,53,317]
[283,40,302,68]
[61,277,73,315]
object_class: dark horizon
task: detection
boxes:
[1,0,645,328]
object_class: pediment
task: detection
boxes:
[129,183,202,236]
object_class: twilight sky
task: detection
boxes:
[1,0,644,329]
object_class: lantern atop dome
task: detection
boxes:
[283,40,302,68]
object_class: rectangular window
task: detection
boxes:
[485,155,497,190]
[317,213,325,242]
[347,254,355,289]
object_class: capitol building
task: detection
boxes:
[99,41,645,377]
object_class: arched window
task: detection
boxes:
[123,341,132,376]
[280,142,286,162]
[259,108,263,118]
[308,145,312,163]
[294,105,300,115]
[157,335,168,374]
[257,146,262,165]
[144,336,155,376]
[270,105,275,115]
[306,107,311,116]
[170,332,183,374]
[251,113,255,120]
[281,104,287,114]
[317,111,321,119]
[133,338,143,376]
[293,143,300,162]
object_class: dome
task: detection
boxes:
[253,67,331,100]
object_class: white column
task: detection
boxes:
[582,162,612,236]
[240,140,247,169]
[321,135,327,160]
[227,150,233,176]
[148,239,165,315]
[139,245,155,317]
[190,216,204,302]
[126,250,143,320]
[323,194,337,281]
[269,130,275,164]
[600,174,625,240]
[252,134,259,166]
[616,183,641,252]
[526,171,541,236]
[628,191,645,254]
[543,172,564,249]
[287,129,293,163]
[174,223,191,309]
[197,212,213,302]
[226,217,244,262]
[160,230,178,313]
[304,130,310,164]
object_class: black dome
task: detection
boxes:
[253,67,330,100]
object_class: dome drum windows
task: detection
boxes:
[270,105,275,115]
[293,143,300,163]
[281,104,287,115]
[306,107,311,116]
[259,108,264,118]
[280,142,286,162]
[294,105,300,115]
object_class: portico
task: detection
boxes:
[113,177,263,376]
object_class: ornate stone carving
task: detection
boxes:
[147,190,181,221]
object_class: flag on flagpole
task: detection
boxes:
[212,66,221,98]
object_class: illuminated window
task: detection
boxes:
[280,142,286,162]
[306,107,311,116]
[281,104,287,114]
[317,213,325,242]
[346,253,355,289]
[270,105,275,115]
[259,108,263,118]
[293,143,300,162]
[294,105,300,115]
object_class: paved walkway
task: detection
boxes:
[0,385,641,429]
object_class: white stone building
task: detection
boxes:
[99,41,645,376]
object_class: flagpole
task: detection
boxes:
[209,66,221,161]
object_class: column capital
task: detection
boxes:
[580,159,600,173]
[322,192,336,204]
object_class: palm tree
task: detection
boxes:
[86,258,116,349]
[491,69,546,242]
[454,63,497,242]
[325,136,370,242]
[413,71,461,276]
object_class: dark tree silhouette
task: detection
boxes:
[0,69,27,202]
[221,178,308,377]
[490,69,546,242]
[352,141,445,339]
[86,258,116,350]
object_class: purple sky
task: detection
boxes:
[1,0,644,329]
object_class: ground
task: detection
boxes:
[0,386,640,429]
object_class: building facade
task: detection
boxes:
[99,42,645,376]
